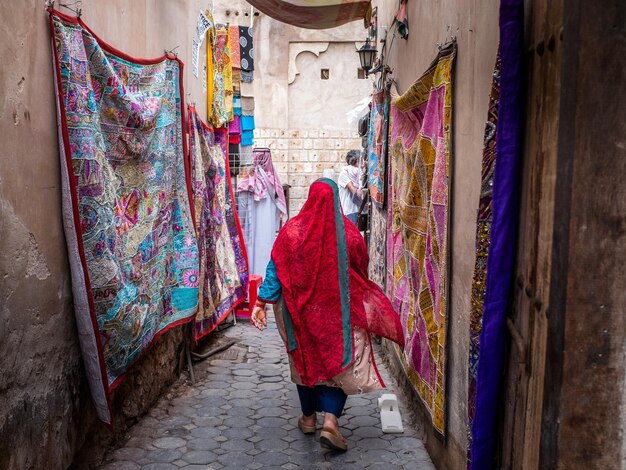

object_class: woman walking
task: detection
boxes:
[251,178,404,451]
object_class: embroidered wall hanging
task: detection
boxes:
[386,42,456,435]
[367,89,390,207]
[50,10,198,425]
[467,53,500,467]
[188,107,249,340]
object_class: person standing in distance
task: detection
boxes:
[338,149,366,224]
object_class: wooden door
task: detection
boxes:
[500,0,564,468]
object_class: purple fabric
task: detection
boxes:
[229,115,241,135]
[470,1,524,468]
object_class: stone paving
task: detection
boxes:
[100,313,435,469]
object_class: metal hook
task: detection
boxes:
[59,0,82,17]
[164,45,180,58]
[45,0,55,9]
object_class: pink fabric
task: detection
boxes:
[229,115,241,135]
[237,148,288,215]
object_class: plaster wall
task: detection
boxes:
[369,0,500,468]
[288,41,368,130]
[0,1,216,468]
[250,14,372,214]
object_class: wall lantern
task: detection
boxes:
[357,39,377,75]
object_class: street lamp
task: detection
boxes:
[357,38,377,75]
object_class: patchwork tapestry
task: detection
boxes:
[386,43,456,435]
[244,0,372,30]
[368,204,387,288]
[207,27,233,128]
[367,90,390,207]
[468,53,500,467]
[49,10,199,425]
[188,108,249,340]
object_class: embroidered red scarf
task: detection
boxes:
[271,179,404,386]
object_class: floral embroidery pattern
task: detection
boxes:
[51,13,199,424]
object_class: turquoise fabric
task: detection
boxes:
[241,130,254,146]
[258,259,281,302]
[241,115,255,131]
[318,178,352,368]
[282,299,298,352]
[258,259,297,351]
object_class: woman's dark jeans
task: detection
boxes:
[296,385,347,417]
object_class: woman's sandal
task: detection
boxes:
[320,427,348,452]
[298,416,316,435]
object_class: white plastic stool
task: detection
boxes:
[378,393,404,433]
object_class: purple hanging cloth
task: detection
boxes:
[470,0,525,468]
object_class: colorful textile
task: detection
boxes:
[241,96,255,114]
[208,27,233,127]
[238,26,254,72]
[205,13,215,123]
[188,108,249,340]
[49,10,199,425]
[229,25,241,69]
[394,0,409,39]
[386,42,456,435]
[229,116,242,144]
[232,68,242,94]
[244,0,372,30]
[254,149,288,214]
[272,179,404,387]
[233,96,242,116]
[241,70,254,83]
[471,1,524,466]
[241,114,255,131]
[467,53,500,467]
[237,149,287,275]
[368,204,387,288]
[231,97,242,141]
[241,130,254,146]
[367,90,390,207]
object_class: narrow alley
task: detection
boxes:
[2,1,624,469]
[100,315,434,470]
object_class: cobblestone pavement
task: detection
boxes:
[101,314,435,469]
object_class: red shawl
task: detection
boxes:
[271,179,404,387]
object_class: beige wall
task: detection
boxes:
[250,14,372,213]
[370,0,500,468]
[288,42,368,130]
[0,1,219,468]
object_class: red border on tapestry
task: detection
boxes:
[49,9,196,428]
[186,108,250,342]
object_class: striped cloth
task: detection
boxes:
[246,0,371,29]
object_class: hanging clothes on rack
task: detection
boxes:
[237,148,287,276]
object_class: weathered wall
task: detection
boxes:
[370,0,500,468]
[543,0,626,467]
[0,1,214,468]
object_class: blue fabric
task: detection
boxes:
[345,212,358,224]
[241,130,254,146]
[241,115,255,131]
[470,1,525,468]
[258,259,281,302]
[296,385,347,417]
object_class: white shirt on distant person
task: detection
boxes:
[338,164,362,216]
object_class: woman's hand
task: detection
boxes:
[251,305,267,330]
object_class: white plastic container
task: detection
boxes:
[378,393,404,434]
